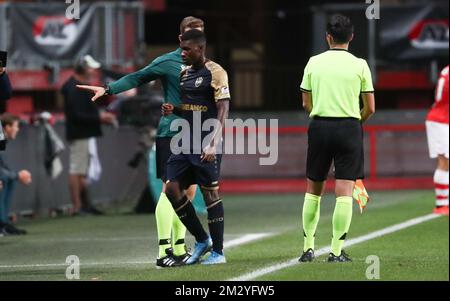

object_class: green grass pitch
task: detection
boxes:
[0,190,447,281]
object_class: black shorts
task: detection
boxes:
[155,137,173,181]
[306,117,364,181]
[166,153,222,190]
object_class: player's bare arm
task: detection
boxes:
[360,92,375,122]
[302,91,313,114]
[201,99,229,162]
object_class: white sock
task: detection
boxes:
[433,169,449,207]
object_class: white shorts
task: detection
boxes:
[426,121,449,159]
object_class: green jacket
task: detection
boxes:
[108,48,184,137]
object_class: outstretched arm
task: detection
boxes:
[77,59,167,101]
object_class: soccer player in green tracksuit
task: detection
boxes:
[78,16,205,268]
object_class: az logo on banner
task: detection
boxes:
[409,20,449,50]
[33,16,78,46]
[9,3,96,66]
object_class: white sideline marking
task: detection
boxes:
[21,233,265,243]
[228,213,441,281]
[0,233,272,269]
[224,233,272,249]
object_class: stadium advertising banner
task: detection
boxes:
[10,4,96,67]
[379,4,449,61]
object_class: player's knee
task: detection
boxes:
[201,188,220,207]
[166,182,190,212]
[165,182,180,205]
[306,179,325,196]
[335,179,354,197]
[437,155,449,171]
[185,185,197,200]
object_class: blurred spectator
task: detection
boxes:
[61,55,116,216]
[39,112,65,179]
[0,113,32,235]
[0,67,11,152]
[0,67,12,114]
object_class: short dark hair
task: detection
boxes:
[1,113,19,128]
[180,29,206,45]
[326,14,354,44]
[180,16,204,34]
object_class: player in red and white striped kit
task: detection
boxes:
[426,65,449,215]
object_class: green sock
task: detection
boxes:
[155,192,174,257]
[172,211,187,256]
[331,196,353,256]
[302,193,321,251]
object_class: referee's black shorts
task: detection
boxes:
[306,117,364,182]
[155,137,173,181]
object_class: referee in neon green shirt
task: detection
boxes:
[299,14,375,262]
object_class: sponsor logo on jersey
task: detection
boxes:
[180,103,208,112]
